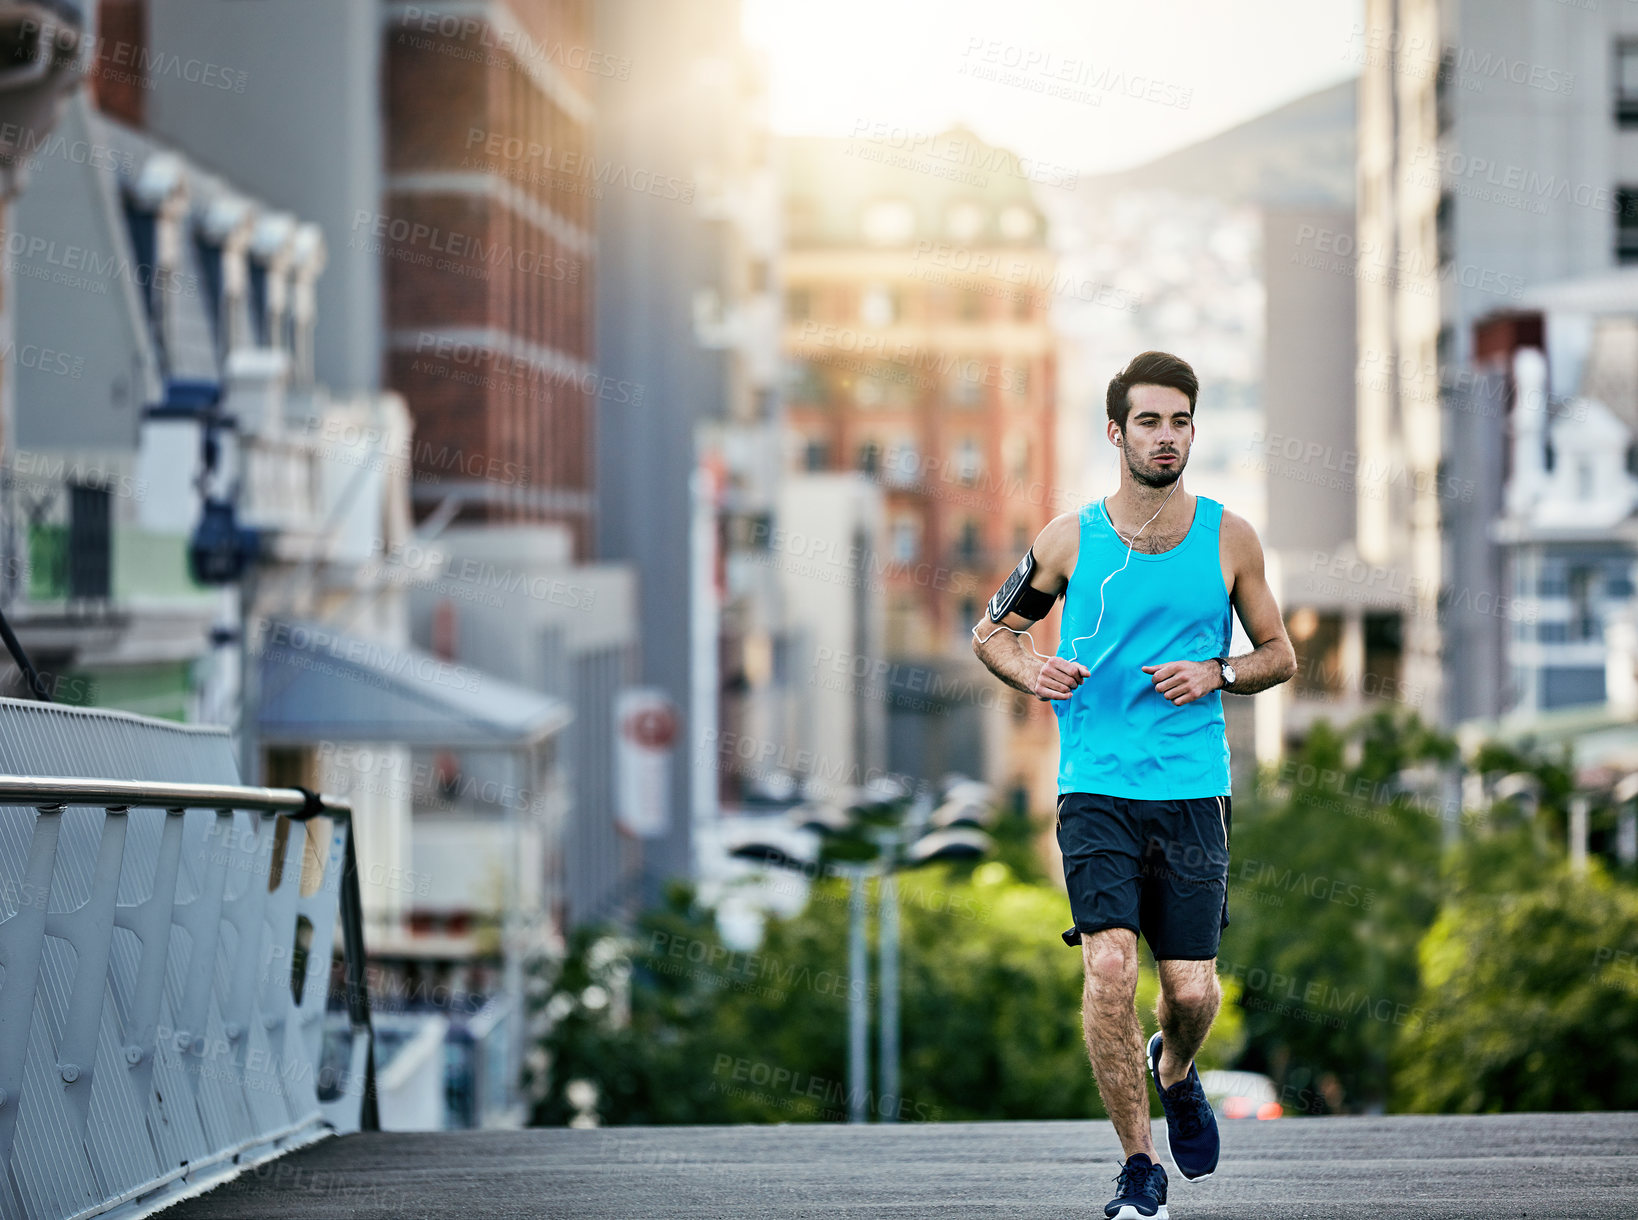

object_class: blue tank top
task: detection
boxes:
[1054,494,1232,799]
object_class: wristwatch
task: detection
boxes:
[1214,657,1236,691]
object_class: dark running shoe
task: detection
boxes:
[1147,1030,1220,1180]
[1104,1152,1168,1219]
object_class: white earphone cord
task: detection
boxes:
[970,480,1179,671]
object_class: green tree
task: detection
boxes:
[1221,709,1452,1112]
[1393,858,1638,1112]
[529,843,1243,1125]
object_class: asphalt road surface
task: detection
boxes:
[164,1112,1638,1219]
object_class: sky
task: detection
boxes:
[741,0,1364,176]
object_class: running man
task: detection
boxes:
[972,351,1296,1220]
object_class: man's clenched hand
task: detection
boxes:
[1141,660,1221,706]
[1034,657,1090,701]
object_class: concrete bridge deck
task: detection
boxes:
[163,1112,1637,1219]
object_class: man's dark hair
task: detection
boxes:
[1105,350,1199,432]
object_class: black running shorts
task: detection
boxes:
[1055,790,1231,961]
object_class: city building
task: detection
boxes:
[1356,0,1638,725]
[32,0,639,1125]
[594,0,788,888]
[779,127,1061,812]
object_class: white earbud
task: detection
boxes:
[970,480,1179,676]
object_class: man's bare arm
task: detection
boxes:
[971,512,1088,700]
[1218,510,1297,694]
[1143,509,1297,705]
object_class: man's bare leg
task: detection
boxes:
[1081,928,1157,1161]
[1154,957,1221,1088]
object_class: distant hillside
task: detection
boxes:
[1088,78,1355,208]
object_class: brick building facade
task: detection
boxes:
[382,3,598,554]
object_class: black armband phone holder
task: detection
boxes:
[987,549,1060,622]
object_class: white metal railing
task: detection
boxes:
[0,760,377,1220]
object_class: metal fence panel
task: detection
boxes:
[0,698,373,1219]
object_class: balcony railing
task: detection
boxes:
[0,700,377,1220]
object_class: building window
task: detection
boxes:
[860,284,898,327]
[1363,611,1403,692]
[1616,40,1638,126]
[999,204,1037,242]
[1002,430,1030,480]
[883,439,919,488]
[1616,187,1638,263]
[947,201,985,242]
[956,520,981,564]
[891,515,919,563]
[861,199,916,246]
[785,360,825,405]
[786,287,812,321]
[1436,46,1455,134]
[949,371,984,408]
[857,441,881,476]
[954,438,982,485]
[1607,561,1634,599]
[1569,565,1602,641]
[803,438,829,470]
[67,482,112,601]
[1435,192,1454,268]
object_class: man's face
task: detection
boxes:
[1109,383,1192,488]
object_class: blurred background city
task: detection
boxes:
[0,0,1633,1147]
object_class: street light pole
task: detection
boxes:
[877,857,899,1122]
[846,863,870,1124]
